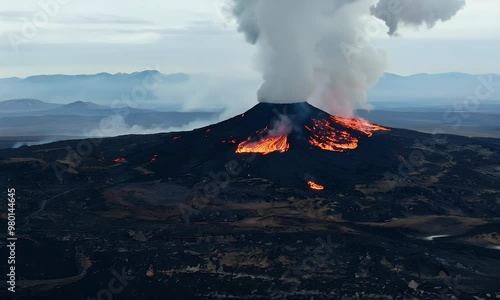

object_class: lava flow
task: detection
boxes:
[306,116,389,152]
[236,135,289,155]
[307,181,324,190]
[235,119,291,155]
[331,116,390,137]
[305,119,359,152]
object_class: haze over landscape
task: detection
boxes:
[1,0,499,147]
[1,1,500,299]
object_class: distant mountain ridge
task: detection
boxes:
[6,70,188,82]
[62,101,107,109]
[0,99,221,117]
[1,71,499,108]
[0,70,190,106]
[0,99,120,115]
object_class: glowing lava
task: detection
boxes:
[236,135,289,155]
[112,157,126,163]
[305,119,359,152]
[233,110,387,154]
[330,116,389,137]
[307,181,324,190]
[305,116,389,152]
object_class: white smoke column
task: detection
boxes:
[230,0,466,116]
[230,0,387,116]
[371,0,466,36]
[310,1,388,116]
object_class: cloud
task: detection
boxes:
[0,11,33,22]
[58,14,154,25]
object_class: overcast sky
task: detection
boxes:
[0,0,499,78]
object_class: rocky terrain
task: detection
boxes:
[0,103,499,299]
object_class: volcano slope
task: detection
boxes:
[1,102,499,299]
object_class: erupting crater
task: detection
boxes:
[230,102,389,155]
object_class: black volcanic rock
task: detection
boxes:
[135,102,401,190]
[1,102,499,299]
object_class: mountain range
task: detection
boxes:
[0,71,189,107]
[1,71,499,109]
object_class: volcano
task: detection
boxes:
[121,102,400,191]
[1,102,500,299]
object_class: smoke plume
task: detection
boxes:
[268,115,293,137]
[371,0,466,36]
[230,0,466,116]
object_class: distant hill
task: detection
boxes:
[46,101,111,116]
[0,99,62,112]
[0,99,215,118]
[61,101,108,110]
[0,100,130,117]
[0,98,221,138]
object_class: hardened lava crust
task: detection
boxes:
[1,102,499,299]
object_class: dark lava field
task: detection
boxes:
[1,103,499,299]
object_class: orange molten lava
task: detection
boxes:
[306,116,389,152]
[330,116,389,137]
[236,135,289,155]
[113,157,126,163]
[305,119,359,152]
[307,181,324,190]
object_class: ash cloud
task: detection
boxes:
[229,0,466,116]
[371,0,466,36]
